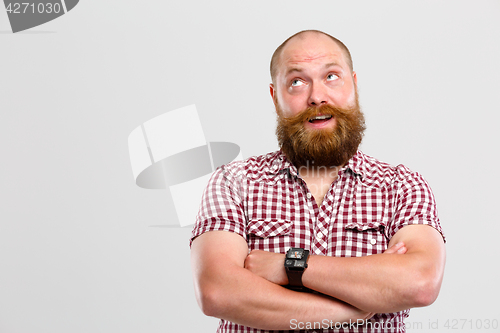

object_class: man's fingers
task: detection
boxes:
[384,242,407,254]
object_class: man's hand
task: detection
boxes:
[383,242,407,255]
[244,242,407,286]
[244,250,288,285]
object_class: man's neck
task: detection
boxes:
[298,165,340,206]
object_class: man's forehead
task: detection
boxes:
[279,33,348,72]
[284,53,344,67]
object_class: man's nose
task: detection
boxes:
[307,82,329,106]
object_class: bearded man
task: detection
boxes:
[190,30,446,333]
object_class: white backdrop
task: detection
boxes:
[1,1,499,332]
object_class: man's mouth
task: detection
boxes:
[308,115,333,124]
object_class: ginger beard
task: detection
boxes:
[275,93,366,168]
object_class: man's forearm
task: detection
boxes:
[196,263,371,330]
[303,252,428,313]
[191,231,372,330]
[302,226,446,313]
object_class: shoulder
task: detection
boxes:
[353,151,430,190]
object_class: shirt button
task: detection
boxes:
[370,238,377,245]
[317,233,323,239]
[306,193,312,199]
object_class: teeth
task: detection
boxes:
[309,115,332,121]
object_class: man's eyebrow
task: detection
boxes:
[324,62,341,69]
[285,67,303,76]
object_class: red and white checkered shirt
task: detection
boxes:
[191,150,444,333]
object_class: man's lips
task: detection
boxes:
[305,114,335,129]
[308,114,333,124]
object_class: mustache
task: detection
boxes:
[279,103,359,126]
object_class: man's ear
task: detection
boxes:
[270,83,278,108]
[353,71,358,88]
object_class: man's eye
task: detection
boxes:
[291,79,305,87]
[327,73,339,81]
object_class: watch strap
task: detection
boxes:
[286,269,305,288]
[285,248,309,290]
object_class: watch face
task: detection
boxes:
[293,261,305,268]
[287,248,304,259]
[285,259,306,269]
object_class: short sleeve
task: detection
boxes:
[386,165,445,242]
[189,164,247,247]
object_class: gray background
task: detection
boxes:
[1,1,499,332]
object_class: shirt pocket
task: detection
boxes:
[246,219,292,252]
[342,221,388,257]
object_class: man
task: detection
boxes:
[190,30,445,332]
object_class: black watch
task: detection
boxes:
[284,248,309,290]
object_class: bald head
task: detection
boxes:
[270,30,353,84]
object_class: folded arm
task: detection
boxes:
[303,224,445,313]
[191,230,373,330]
[246,224,446,314]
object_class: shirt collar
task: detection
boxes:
[269,150,298,176]
[343,150,365,179]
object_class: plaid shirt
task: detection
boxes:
[191,150,444,333]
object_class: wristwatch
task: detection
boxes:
[284,247,309,290]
